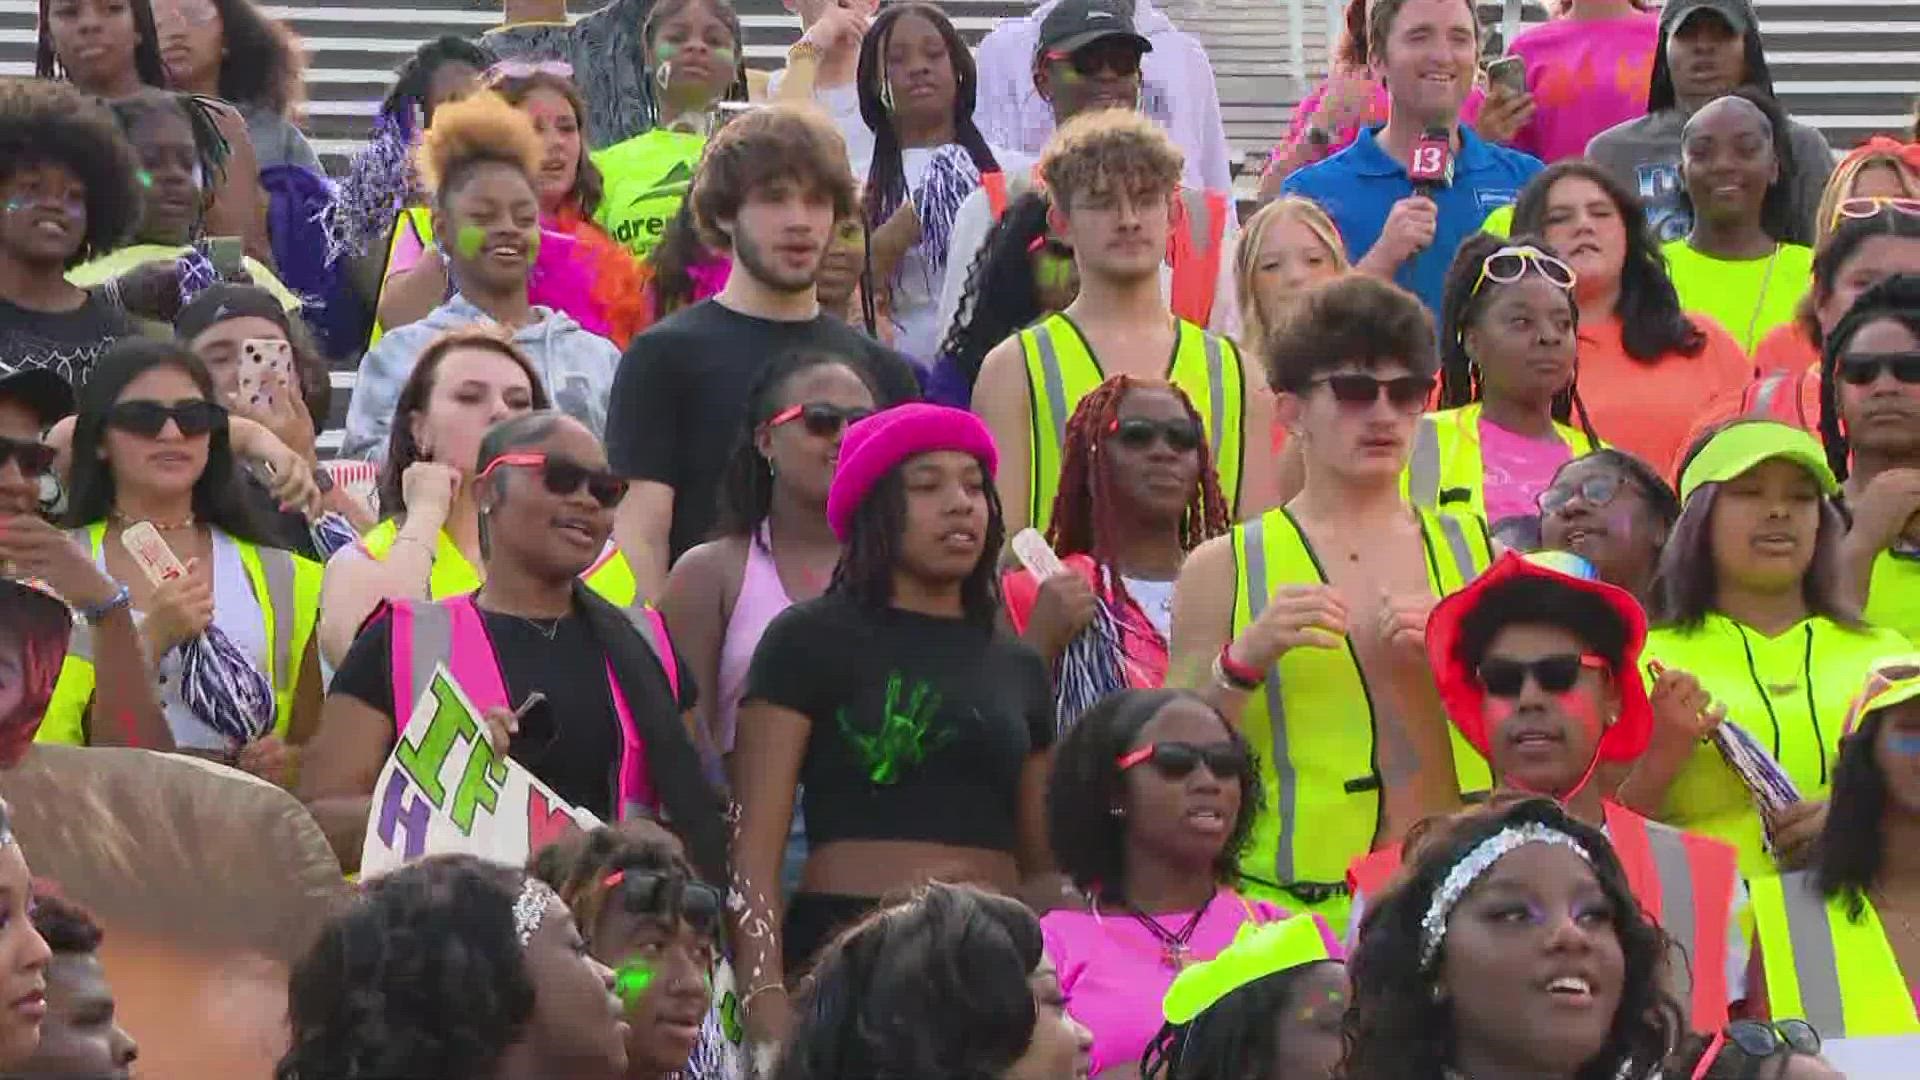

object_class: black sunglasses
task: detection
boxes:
[1538,473,1623,516]
[0,435,55,477]
[603,869,724,934]
[103,399,227,439]
[1312,373,1435,412]
[1049,39,1144,78]
[1109,416,1203,453]
[1725,1018,1821,1060]
[478,452,630,509]
[1837,351,1920,386]
[1477,653,1608,698]
[767,402,875,438]
[1117,740,1250,779]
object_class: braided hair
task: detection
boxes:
[109,89,233,237]
[857,2,999,228]
[1048,376,1231,620]
[1817,272,1920,482]
[1438,231,1600,446]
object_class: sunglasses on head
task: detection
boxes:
[0,435,55,477]
[1471,245,1578,298]
[1537,473,1623,516]
[477,452,630,508]
[1837,351,1920,386]
[1116,740,1250,779]
[766,402,874,438]
[1477,653,1608,698]
[104,399,226,439]
[1689,1020,1821,1080]
[1310,373,1434,412]
[1108,416,1203,452]
[1047,39,1144,78]
[602,869,724,934]
[1834,195,1920,227]
[489,59,574,81]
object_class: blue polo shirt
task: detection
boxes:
[1281,126,1543,316]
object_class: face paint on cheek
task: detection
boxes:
[525,226,541,261]
[1557,690,1603,740]
[454,223,488,260]
[1035,251,1073,293]
[712,47,736,70]
[614,960,657,1008]
[1485,696,1517,726]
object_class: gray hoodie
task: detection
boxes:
[341,295,621,462]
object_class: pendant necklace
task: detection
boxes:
[1124,888,1215,971]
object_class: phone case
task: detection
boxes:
[237,339,292,410]
[1011,528,1066,580]
[120,522,187,586]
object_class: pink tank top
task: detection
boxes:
[715,526,796,754]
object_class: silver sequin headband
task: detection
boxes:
[1418,823,1592,969]
[513,878,560,948]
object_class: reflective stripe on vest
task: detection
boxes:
[1603,802,1735,1030]
[1231,506,1493,916]
[1744,369,1822,432]
[359,519,640,607]
[1403,404,1602,518]
[387,594,681,819]
[1751,870,1920,1037]
[1018,313,1244,533]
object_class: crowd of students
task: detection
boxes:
[1,0,1919,1076]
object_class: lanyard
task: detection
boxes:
[1732,619,1826,785]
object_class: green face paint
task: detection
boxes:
[1035,250,1074,294]
[454,223,488,261]
[654,41,680,61]
[525,226,541,262]
[614,959,658,1007]
[136,170,153,189]
[712,46,736,69]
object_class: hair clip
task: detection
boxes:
[513,878,560,948]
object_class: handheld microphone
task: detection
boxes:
[1409,125,1455,199]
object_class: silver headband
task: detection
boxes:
[1418,823,1592,969]
[513,878,560,948]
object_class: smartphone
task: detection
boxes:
[1485,55,1527,95]
[236,338,292,410]
[206,235,244,278]
[119,521,187,586]
[1010,528,1067,580]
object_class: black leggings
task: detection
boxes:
[783,891,881,976]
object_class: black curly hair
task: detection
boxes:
[275,854,538,1080]
[1142,960,1342,1080]
[1817,272,1920,483]
[0,77,143,269]
[35,0,169,90]
[828,462,1008,632]
[531,824,714,948]
[712,348,878,539]
[1437,231,1600,445]
[1509,160,1710,364]
[381,35,494,135]
[937,189,1056,397]
[29,889,105,957]
[1047,689,1262,905]
[771,882,1045,1080]
[1343,798,1686,1080]
[201,0,305,117]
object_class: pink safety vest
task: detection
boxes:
[387,594,681,821]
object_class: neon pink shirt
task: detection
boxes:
[1279,80,1486,162]
[1479,415,1573,527]
[1041,891,1284,1075]
[1508,12,1659,163]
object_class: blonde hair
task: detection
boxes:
[1234,197,1349,356]
[1814,145,1920,244]
[1038,109,1185,212]
[415,89,544,200]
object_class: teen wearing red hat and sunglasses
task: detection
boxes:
[1346,551,1749,1031]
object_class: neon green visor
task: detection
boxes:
[1161,914,1342,1025]
[1678,420,1840,501]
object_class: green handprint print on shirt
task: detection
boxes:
[839,671,954,785]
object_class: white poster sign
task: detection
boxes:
[1822,1035,1920,1078]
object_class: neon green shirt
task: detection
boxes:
[592,129,707,260]
[1661,239,1813,354]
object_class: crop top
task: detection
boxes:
[743,592,1055,851]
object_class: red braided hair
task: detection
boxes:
[1046,375,1232,615]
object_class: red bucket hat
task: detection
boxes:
[1426,550,1653,765]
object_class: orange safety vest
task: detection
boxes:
[1346,800,1737,1030]
[982,168,1228,329]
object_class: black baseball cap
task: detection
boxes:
[174,284,294,344]
[1661,0,1754,37]
[1035,0,1152,63]
[0,361,74,428]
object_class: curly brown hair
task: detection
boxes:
[1038,108,1184,213]
[688,103,857,252]
[1262,273,1438,394]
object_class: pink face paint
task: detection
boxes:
[1557,690,1603,741]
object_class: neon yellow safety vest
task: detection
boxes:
[366,206,435,351]
[1643,615,1910,876]
[1229,505,1495,925]
[1018,312,1245,534]
[39,524,323,746]
[357,518,640,606]
[1403,402,1604,519]
[592,128,706,260]
[1750,870,1920,1037]
[1865,550,1920,646]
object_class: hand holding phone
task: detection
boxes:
[1485,55,1527,96]
[120,521,188,586]
[236,338,293,411]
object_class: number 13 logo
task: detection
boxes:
[1413,146,1445,174]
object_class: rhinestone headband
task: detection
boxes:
[1418,823,1592,969]
[513,878,560,948]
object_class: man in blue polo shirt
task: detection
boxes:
[1281,0,1542,315]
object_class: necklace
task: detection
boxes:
[112,508,195,531]
[1123,888,1215,971]
[1741,242,1782,351]
[509,614,563,640]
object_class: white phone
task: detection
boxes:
[236,338,292,411]
[119,521,187,586]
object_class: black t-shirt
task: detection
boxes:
[743,592,1055,853]
[606,300,920,560]
[0,293,136,387]
[332,607,697,822]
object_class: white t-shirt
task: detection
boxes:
[766,70,876,182]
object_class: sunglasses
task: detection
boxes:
[1834,195,1920,226]
[1117,740,1250,779]
[0,435,55,477]
[1311,373,1435,412]
[1837,351,1920,386]
[103,399,227,439]
[766,402,874,438]
[1109,416,1203,452]
[477,452,630,508]
[1046,39,1144,78]
[1537,473,1623,516]
[1477,653,1609,698]
[1471,245,1578,298]
[1689,1020,1821,1080]
[602,869,725,934]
